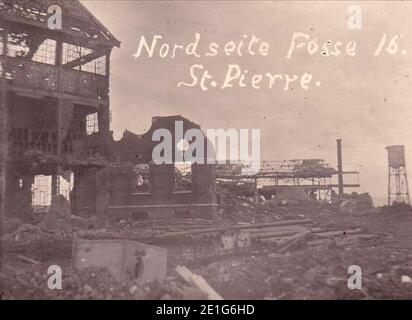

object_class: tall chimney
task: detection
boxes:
[337,139,344,196]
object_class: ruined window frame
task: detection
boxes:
[174,161,193,192]
[5,26,58,66]
[85,112,99,135]
[133,164,151,194]
[62,42,107,76]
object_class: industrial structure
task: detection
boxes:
[215,141,360,203]
[386,145,410,205]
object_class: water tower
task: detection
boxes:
[386,145,410,205]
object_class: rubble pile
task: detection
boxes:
[1,213,100,243]
[195,246,412,300]
[217,184,332,223]
[1,223,71,243]
[338,192,376,214]
[217,185,282,222]
[3,187,412,300]
[0,265,205,300]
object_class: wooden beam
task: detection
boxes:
[64,49,106,69]
[176,266,223,300]
[277,230,311,254]
[56,39,63,156]
[17,254,41,265]
[342,171,360,175]
[155,219,313,239]
[7,84,109,107]
[329,184,360,188]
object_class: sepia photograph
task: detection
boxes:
[0,0,412,306]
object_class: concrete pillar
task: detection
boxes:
[149,164,174,203]
[97,104,110,156]
[96,167,109,226]
[51,173,59,204]
[192,163,216,203]
[5,170,33,218]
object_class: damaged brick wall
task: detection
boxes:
[107,116,218,220]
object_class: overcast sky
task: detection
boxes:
[81,1,412,205]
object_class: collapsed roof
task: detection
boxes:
[0,0,120,47]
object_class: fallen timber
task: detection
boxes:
[153,219,313,239]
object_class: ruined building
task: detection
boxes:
[0,1,218,222]
[0,0,120,219]
[107,115,218,220]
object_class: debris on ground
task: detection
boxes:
[0,265,206,300]
[2,195,412,300]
